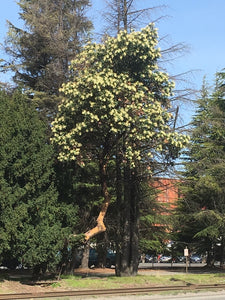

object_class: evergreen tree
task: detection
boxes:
[177,73,225,266]
[3,0,92,115]
[1,1,93,268]
[0,90,77,273]
[139,179,173,258]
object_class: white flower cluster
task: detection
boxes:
[51,23,189,164]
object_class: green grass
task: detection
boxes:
[59,273,225,290]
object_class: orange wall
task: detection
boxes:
[151,178,180,228]
[152,178,180,210]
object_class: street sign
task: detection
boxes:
[184,247,189,257]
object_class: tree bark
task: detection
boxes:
[84,160,110,241]
[115,148,123,276]
[80,242,90,269]
[206,245,215,267]
[123,0,128,31]
[116,166,139,276]
[220,237,225,268]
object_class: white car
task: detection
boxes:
[159,256,172,263]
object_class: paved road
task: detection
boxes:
[138,262,207,274]
[161,292,225,300]
[139,262,206,268]
[56,290,225,300]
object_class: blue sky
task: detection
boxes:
[0,0,225,121]
[90,0,225,88]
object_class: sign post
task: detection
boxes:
[184,247,189,273]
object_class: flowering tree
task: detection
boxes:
[51,24,189,243]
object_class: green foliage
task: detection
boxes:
[3,0,92,116]
[55,159,102,235]
[51,25,189,273]
[52,24,188,168]
[0,90,77,270]
[139,181,168,254]
[177,72,225,261]
[69,234,86,248]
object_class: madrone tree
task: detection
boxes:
[51,24,189,275]
[100,0,191,266]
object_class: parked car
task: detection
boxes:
[88,248,98,267]
[1,258,20,270]
[106,249,116,268]
[175,256,186,263]
[88,248,116,268]
[190,254,202,263]
[159,255,172,263]
[144,254,158,263]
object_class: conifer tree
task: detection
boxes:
[177,73,225,266]
[3,0,92,115]
[0,90,77,272]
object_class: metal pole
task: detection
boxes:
[186,256,188,273]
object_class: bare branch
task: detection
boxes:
[127,5,167,16]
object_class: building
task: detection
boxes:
[153,177,180,213]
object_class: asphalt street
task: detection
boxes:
[52,290,225,300]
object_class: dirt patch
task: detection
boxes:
[0,268,115,294]
[0,280,48,294]
[72,267,171,277]
[73,267,115,277]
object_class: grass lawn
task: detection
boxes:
[0,268,225,294]
[60,272,225,290]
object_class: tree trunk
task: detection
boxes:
[206,245,215,267]
[80,242,90,269]
[96,235,108,268]
[69,248,82,273]
[220,237,225,268]
[116,166,139,276]
[123,0,128,31]
[115,146,123,276]
[84,160,110,241]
